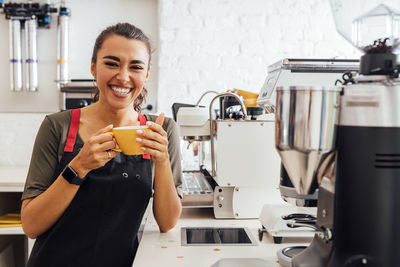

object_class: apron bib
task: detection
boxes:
[27,109,152,267]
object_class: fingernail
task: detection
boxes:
[146,121,152,126]
[140,147,146,151]
[136,137,142,142]
[137,130,143,134]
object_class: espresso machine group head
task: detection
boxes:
[274,1,400,266]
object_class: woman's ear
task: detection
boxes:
[145,67,151,81]
[90,63,96,79]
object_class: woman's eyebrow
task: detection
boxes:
[103,56,145,65]
[130,59,145,65]
[103,55,120,61]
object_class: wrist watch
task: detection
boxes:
[61,165,85,185]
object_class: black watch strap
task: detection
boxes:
[61,165,85,185]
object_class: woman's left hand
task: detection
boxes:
[136,113,169,163]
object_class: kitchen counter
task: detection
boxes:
[0,165,28,192]
[133,205,309,267]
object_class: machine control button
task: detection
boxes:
[217,195,224,202]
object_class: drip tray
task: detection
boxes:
[181,227,257,246]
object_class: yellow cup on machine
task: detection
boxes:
[110,125,150,155]
[229,89,259,108]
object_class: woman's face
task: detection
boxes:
[91,34,150,110]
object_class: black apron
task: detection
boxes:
[27,109,152,267]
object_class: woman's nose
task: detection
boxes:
[116,67,130,82]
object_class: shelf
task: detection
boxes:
[0,166,27,193]
[0,186,24,192]
[0,226,24,235]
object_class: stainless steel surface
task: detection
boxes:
[277,246,307,267]
[257,58,359,109]
[268,58,360,73]
[275,86,340,195]
[316,175,335,230]
[25,18,38,92]
[181,227,257,246]
[279,185,318,206]
[57,13,69,84]
[338,79,400,127]
[286,222,318,230]
[194,90,219,106]
[181,171,213,207]
[59,80,96,110]
[59,80,96,92]
[209,92,247,177]
[9,19,23,92]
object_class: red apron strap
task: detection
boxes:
[64,109,81,152]
[138,113,151,160]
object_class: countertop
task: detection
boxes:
[0,165,28,192]
[133,206,309,267]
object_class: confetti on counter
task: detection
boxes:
[177,256,184,259]
[213,248,221,252]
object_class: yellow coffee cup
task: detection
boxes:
[110,125,150,155]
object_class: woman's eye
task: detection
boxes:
[105,62,118,67]
[130,65,144,70]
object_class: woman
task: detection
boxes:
[21,23,182,266]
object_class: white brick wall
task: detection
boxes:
[157,0,360,114]
[0,113,45,166]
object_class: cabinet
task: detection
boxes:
[0,167,34,267]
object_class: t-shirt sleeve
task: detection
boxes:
[164,117,183,188]
[22,115,61,200]
[146,114,183,189]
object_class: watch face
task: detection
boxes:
[62,165,83,185]
[63,166,77,181]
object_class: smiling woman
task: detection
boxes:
[91,24,152,112]
[20,23,182,267]
[92,35,149,110]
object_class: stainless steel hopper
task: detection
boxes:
[275,86,340,195]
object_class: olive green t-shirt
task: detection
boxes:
[22,110,182,201]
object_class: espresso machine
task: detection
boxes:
[176,91,282,219]
[274,1,400,266]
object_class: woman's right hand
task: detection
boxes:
[69,124,119,177]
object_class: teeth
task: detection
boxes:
[110,86,131,94]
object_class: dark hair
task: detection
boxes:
[91,23,152,112]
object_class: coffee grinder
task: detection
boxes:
[275,1,400,266]
[257,59,359,248]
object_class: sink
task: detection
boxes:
[181,227,257,246]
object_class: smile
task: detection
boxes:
[109,85,133,95]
